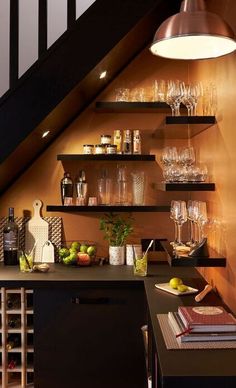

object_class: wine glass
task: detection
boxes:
[186,200,196,246]
[197,201,208,242]
[171,200,187,246]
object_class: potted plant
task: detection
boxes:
[100,213,133,265]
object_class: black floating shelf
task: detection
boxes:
[155,182,215,192]
[161,240,226,267]
[165,116,216,125]
[57,154,155,161]
[95,101,170,112]
[156,116,216,139]
[47,205,170,213]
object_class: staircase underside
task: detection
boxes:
[0,0,181,195]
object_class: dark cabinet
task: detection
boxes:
[34,284,147,388]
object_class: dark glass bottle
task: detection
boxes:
[7,295,21,310]
[6,335,21,350]
[3,207,19,265]
[8,316,21,328]
[60,172,73,205]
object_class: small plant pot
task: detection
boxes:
[109,246,125,265]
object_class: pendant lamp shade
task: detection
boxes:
[150,0,236,60]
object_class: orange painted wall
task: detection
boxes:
[1,0,236,313]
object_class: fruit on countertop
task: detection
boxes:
[60,241,96,265]
[77,253,91,266]
[80,244,88,253]
[59,247,70,259]
[177,284,189,292]
[169,277,183,289]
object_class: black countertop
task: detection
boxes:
[1,262,235,387]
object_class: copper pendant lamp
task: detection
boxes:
[150,0,236,60]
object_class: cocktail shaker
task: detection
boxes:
[76,170,88,205]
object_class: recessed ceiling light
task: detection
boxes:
[42,130,50,138]
[99,71,107,79]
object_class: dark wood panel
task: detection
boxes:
[46,205,170,213]
[38,0,47,56]
[154,182,215,191]
[57,154,155,161]
[10,0,19,88]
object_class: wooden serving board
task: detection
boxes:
[0,216,62,262]
[155,283,198,296]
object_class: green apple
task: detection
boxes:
[87,246,96,256]
[177,284,189,292]
[80,244,88,253]
[71,241,80,251]
[59,247,70,258]
[169,277,183,289]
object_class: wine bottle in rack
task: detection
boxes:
[8,316,21,328]
[7,353,21,369]
[6,335,21,350]
[7,295,21,310]
[3,207,19,265]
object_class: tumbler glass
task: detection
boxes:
[131,171,145,205]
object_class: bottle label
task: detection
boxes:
[4,231,18,250]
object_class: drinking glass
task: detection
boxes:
[188,83,203,115]
[197,201,208,242]
[186,200,196,246]
[181,84,192,116]
[153,79,166,102]
[131,171,145,205]
[171,201,187,246]
[115,88,130,102]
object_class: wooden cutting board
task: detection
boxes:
[25,200,49,262]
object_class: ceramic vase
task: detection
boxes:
[109,246,125,265]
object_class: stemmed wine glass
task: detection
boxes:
[170,200,187,246]
[197,201,208,242]
[186,200,197,246]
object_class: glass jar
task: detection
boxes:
[83,144,94,154]
[95,144,106,154]
[106,144,117,154]
[101,135,112,145]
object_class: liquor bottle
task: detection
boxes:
[3,208,19,266]
[6,335,21,350]
[60,172,73,205]
[8,316,21,328]
[123,130,132,154]
[133,130,142,154]
[113,130,122,154]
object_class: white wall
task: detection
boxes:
[76,0,96,19]
[19,0,38,77]
[0,0,10,97]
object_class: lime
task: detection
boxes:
[59,247,70,258]
[80,244,88,253]
[71,241,80,251]
[87,246,96,256]
[169,277,183,289]
[177,284,189,292]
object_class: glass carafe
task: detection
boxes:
[116,166,129,205]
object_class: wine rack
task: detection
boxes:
[0,288,34,387]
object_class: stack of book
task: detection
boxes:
[168,306,236,342]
